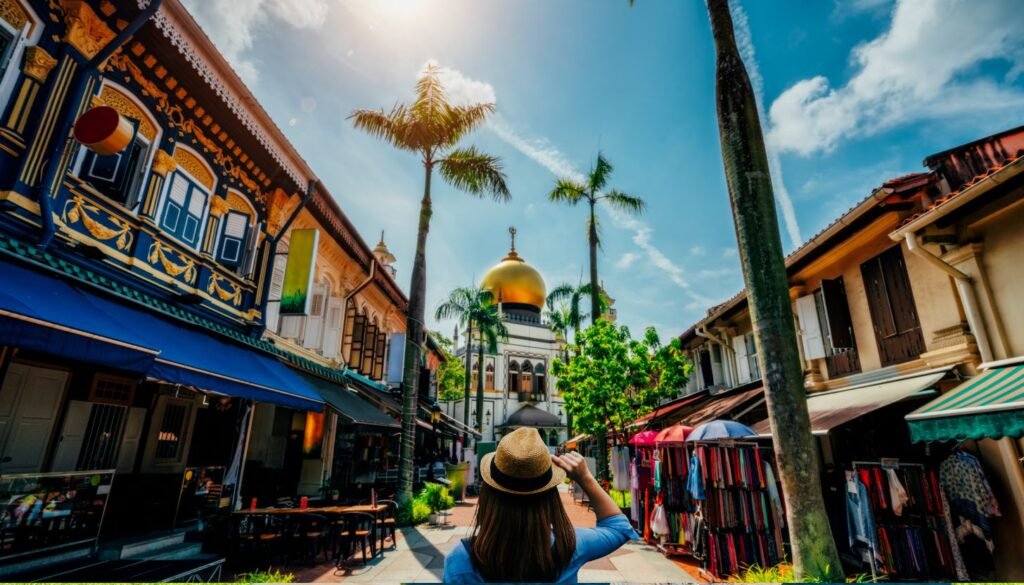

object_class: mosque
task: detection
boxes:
[449,228,568,448]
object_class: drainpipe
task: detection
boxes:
[256,179,316,334]
[904,233,994,363]
[696,326,735,388]
[37,0,164,248]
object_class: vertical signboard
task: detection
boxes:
[280,229,318,315]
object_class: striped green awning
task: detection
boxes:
[906,365,1024,443]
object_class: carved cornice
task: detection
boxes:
[22,46,57,83]
[208,196,229,218]
[61,0,116,60]
[151,149,176,176]
[99,84,157,141]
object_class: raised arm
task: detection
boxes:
[552,452,620,521]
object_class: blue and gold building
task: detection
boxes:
[0,0,422,569]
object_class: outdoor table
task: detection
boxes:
[232,504,388,560]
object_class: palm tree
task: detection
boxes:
[548,154,644,325]
[546,282,601,345]
[351,64,511,504]
[703,0,842,578]
[434,286,486,440]
[470,300,508,434]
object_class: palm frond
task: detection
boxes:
[349,106,417,152]
[434,286,475,321]
[443,103,496,147]
[438,146,511,201]
[602,189,646,215]
[548,178,587,205]
[589,152,614,192]
[412,62,449,121]
[546,283,577,309]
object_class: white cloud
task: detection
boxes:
[768,0,1024,157]
[689,245,706,257]
[731,2,803,250]
[426,61,498,107]
[181,0,330,83]
[615,252,639,270]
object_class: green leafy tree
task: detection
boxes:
[548,155,644,326]
[429,332,465,403]
[553,321,690,479]
[350,64,510,504]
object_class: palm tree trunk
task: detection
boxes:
[588,199,601,325]
[706,0,841,578]
[398,161,433,505]
[462,320,473,442]
[475,341,485,435]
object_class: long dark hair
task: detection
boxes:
[469,483,576,582]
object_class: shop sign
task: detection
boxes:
[280,229,319,315]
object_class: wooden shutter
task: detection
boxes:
[745,334,760,380]
[881,247,920,334]
[51,400,92,472]
[217,210,249,268]
[239,223,260,277]
[361,322,378,374]
[795,294,827,360]
[322,297,344,359]
[279,315,304,339]
[265,253,287,332]
[341,301,357,362]
[732,335,750,384]
[373,331,387,380]
[116,407,147,473]
[861,256,897,339]
[302,283,327,349]
[347,312,366,369]
[820,277,855,350]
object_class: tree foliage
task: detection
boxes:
[553,321,691,460]
[429,332,465,402]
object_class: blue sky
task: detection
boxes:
[183,0,1024,340]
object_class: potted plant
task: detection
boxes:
[419,483,454,526]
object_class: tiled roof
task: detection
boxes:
[898,152,1024,227]
[0,233,348,386]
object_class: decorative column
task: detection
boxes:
[140,149,175,221]
[204,195,228,257]
[5,46,58,138]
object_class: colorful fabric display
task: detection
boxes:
[939,450,1001,552]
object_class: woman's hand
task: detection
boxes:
[552,452,592,484]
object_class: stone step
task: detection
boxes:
[99,529,188,560]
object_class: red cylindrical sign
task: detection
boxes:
[73,106,133,156]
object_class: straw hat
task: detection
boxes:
[480,427,565,495]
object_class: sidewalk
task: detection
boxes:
[292,485,695,583]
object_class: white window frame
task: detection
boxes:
[156,146,215,251]
[0,2,42,121]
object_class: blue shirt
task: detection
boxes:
[443,514,638,584]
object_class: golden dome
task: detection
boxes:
[481,229,546,309]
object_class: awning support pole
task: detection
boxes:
[37,0,164,249]
[904,234,994,363]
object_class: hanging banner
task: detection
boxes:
[280,229,318,315]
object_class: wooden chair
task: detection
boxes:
[375,499,398,550]
[286,513,329,567]
[233,514,285,567]
[336,512,375,566]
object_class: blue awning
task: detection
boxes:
[0,258,322,412]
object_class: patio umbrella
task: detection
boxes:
[654,424,693,446]
[628,430,659,448]
[686,419,755,442]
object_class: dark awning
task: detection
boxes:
[906,364,1024,442]
[629,391,708,428]
[677,386,763,426]
[299,372,399,428]
[501,404,563,429]
[0,258,322,412]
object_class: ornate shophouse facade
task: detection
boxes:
[0,0,443,571]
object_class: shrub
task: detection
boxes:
[236,569,295,583]
[411,500,431,524]
[419,483,454,513]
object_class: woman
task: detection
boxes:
[444,427,637,583]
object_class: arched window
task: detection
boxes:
[347,306,367,369]
[533,363,546,401]
[159,146,215,249]
[216,190,257,273]
[471,360,479,391]
[360,314,379,375]
[520,360,533,395]
[74,82,160,210]
[507,361,520,394]
[485,363,494,391]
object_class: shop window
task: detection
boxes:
[216,210,250,269]
[160,171,209,248]
[76,403,127,470]
[155,402,188,459]
[88,373,136,406]
[77,119,149,209]
[861,246,925,367]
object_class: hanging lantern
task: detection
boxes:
[73,106,134,156]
